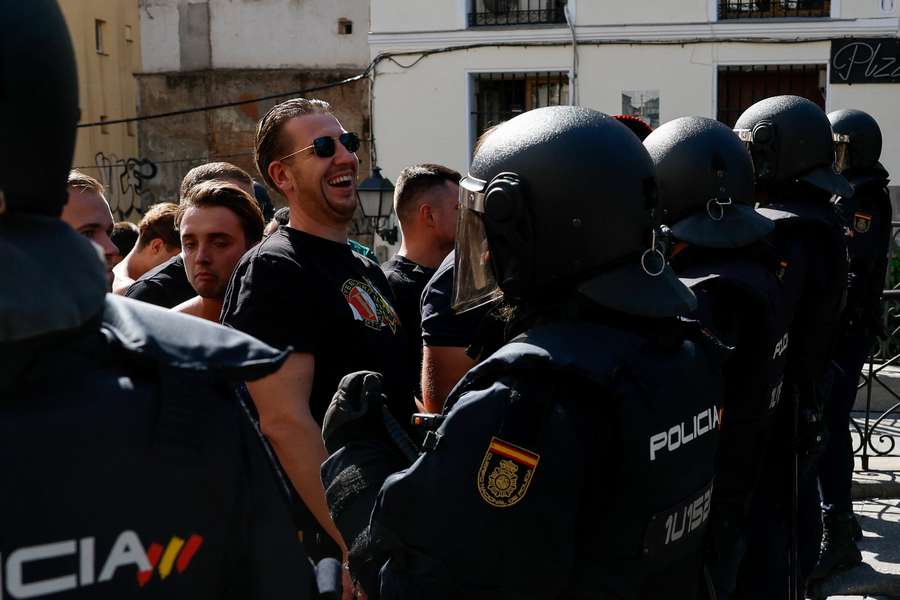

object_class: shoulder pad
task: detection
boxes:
[100,295,290,381]
[0,215,107,343]
[446,321,645,411]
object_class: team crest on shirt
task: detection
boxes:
[854,212,872,234]
[477,437,540,508]
[341,278,399,333]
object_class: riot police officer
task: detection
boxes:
[812,109,893,581]
[357,106,724,599]
[731,96,852,600]
[0,2,315,597]
[644,116,788,600]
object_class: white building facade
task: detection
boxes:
[369,0,900,204]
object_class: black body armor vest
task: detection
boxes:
[0,296,314,599]
[373,318,723,600]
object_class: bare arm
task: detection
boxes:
[421,345,477,413]
[246,352,346,553]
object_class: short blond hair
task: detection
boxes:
[67,169,105,196]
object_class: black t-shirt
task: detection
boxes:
[124,255,195,309]
[221,226,414,422]
[382,254,436,396]
[421,251,494,348]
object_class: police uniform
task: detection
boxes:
[729,96,853,600]
[0,2,315,597]
[813,108,893,580]
[644,116,791,599]
[373,316,723,599]
[1,220,316,599]
[327,106,724,599]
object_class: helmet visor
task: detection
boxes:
[833,133,851,173]
[451,177,502,314]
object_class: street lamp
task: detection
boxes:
[356,166,398,244]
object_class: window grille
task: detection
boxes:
[717,64,826,127]
[718,0,830,19]
[471,71,570,143]
[469,0,566,27]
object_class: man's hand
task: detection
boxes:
[246,352,347,553]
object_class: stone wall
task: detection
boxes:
[135,68,371,208]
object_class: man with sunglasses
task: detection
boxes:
[221,98,414,583]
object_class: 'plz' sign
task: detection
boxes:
[831,38,900,84]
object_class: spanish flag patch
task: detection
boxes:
[477,437,540,508]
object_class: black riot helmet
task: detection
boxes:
[644,116,773,248]
[734,95,853,198]
[828,109,883,173]
[0,0,80,217]
[452,106,696,319]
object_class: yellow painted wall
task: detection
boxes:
[59,0,140,172]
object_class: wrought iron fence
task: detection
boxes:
[468,0,566,27]
[718,0,830,19]
[853,221,900,469]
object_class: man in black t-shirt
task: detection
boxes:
[419,251,505,412]
[381,163,460,400]
[125,254,195,308]
[221,98,413,578]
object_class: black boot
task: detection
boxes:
[851,513,863,542]
[810,512,863,581]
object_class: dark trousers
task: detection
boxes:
[735,412,822,600]
[818,331,873,514]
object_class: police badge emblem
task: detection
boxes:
[854,212,872,234]
[477,437,539,508]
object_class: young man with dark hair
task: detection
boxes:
[61,169,118,289]
[221,97,413,575]
[110,220,139,261]
[112,202,181,294]
[172,181,265,322]
[125,162,253,308]
[179,161,254,198]
[382,163,460,400]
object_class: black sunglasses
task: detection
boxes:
[278,132,360,161]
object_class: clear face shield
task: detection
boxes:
[833,133,851,173]
[451,177,503,314]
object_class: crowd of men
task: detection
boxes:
[2,1,895,599]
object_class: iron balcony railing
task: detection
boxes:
[468,0,566,27]
[853,221,900,470]
[718,0,830,19]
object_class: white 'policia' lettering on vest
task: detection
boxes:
[649,405,720,461]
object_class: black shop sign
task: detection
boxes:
[831,38,900,84]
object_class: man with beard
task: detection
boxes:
[221,99,414,578]
[173,181,265,321]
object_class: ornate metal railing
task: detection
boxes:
[852,221,900,470]
[718,0,830,19]
[468,0,566,27]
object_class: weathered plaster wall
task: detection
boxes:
[137,70,370,206]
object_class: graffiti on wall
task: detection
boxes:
[94,152,159,220]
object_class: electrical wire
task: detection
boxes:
[77,34,861,129]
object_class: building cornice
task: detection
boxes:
[369,17,900,52]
